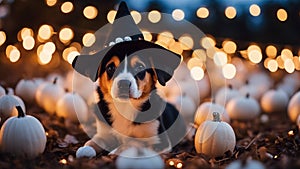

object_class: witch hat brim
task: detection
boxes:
[72,1,181,82]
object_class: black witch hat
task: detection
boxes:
[72,1,181,84]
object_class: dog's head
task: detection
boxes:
[97,41,180,102]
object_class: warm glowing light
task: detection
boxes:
[148,10,161,23]
[225,6,237,19]
[288,130,294,136]
[264,58,271,68]
[249,4,261,16]
[169,160,175,166]
[267,59,278,72]
[187,58,204,70]
[169,41,183,55]
[222,40,237,54]
[206,47,218,59]
[82,33,96,47]
[63,47,78,61]
[59,27,74,43]
[141,30,152,41]
[266,45,277,58]
[248,50,262,64]
[0,31,6,46]
[172,9,185,21]
[178,35,194,50]
[107,10,117,24]
[6,45,16,58]
[222,63,236,79]
[22,36,35,50]
[276,56,285,69]
[196,7,209,19]
[9,48,21,63]
[192,49,206,62]
[83,6,98,19]
[281,48,293,61]
[176,162,183,169]
[213,51,227,66]
[277,9,288,22]
[201,36,216,49]
[131,10,141,24]
[284,59,295,73]
[38,51,52,65]
[44,42,56,54]
[157,31,174,45]
[20,28,33,40]
[190,66,204,81]
[61,1,73,14]
[45,132,49,136]
[46,0,57,7]
[59,159,67,165]
[293,56,300,70]
[38,24,53,41]
[247,45,261,53]
[67,51,80,64]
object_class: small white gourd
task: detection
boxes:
[194,101,230,127]
[116,147,164,169]
[35,78,65,114]
[56,92,88,122]
[0,106,47,159]
[260,89,289,114]
[215,84,240,107]
[225,159,265,169]
[288,91,300,122]
[15,79,39,103]
[239,84,261,101]
[194,112,236,157]
[0,94,26,120]
[226,93,260,121]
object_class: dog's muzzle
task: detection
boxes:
[117,80,131,99]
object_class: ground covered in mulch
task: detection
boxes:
[0,99,299,169]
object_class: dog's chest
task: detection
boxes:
[109,102,160,142]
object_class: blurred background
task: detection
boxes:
[0,0,299,86]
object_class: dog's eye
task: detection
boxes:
[106,63,116,78]
[134,64,145,73]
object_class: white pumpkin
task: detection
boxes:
[15,79,39,103]
[116,147,164,169]
[0,106,47,159]
[288,91,300,122]
[215,84,240,107]
[46,73,65,87]
[0,94,26,120]
[35,79,65,114]
[194,112,236,157]
[56,92,88,122]
[174,95,196,124]
[277,82,297,98]
[226,94,260,121]
[0,85,5,97]
[196,74,211,101]
[260,89,289,114]
[225,159,265,169]
[239,84,261,101]
[194,102,230,127]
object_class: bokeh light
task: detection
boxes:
[284,59,295,73]
[172,9,185,21]
[196,7,209,19]
[222,63,236,79]
[187,57,204,70]
[141,30,152,41]
[82,33,96,47]
[61,1,73,14]
[38,24,54,41]
[213,51,228,66]
[20,27,33,41]
[248,50,262,64]
[276,56,285,69]
[22,36,35,50]
[130,10,141,24]
[178,34,194,50]
[59,27,74,43]
[107,10,117,24]
[44,42,56,54]
[222,40,237,54]
[249,4,261,16]
[265,45,277,58]
[9,48,21,63]
[0,31,6,46]
[267,59,278,72]
[67,51,80,64]
[148,10,161,23]
[192,49,206,62]
[277,9,288,22]
[83,6,98,19]
[38,51,52,65]
[46,0,57,7]
[201,36,216,49]
[225,6,237,19]
[190,66,204,81]
[169,41,183,55]
[281,48,293,60]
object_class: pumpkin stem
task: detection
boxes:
[245,80,249,85]
[246,93,250,98]
[212,112,221,122]
[16,106,26,118]
[228,84,233,90]
[4,87,8,95]
[53,77,58,85]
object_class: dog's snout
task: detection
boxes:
[118,80,131,89]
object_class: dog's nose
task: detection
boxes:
[118,80,131,89]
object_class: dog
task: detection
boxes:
[75,41,187,158]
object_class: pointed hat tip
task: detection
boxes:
[115,1,130,20]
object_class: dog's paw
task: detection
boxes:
[76,146,96,158]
